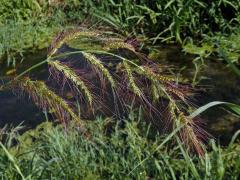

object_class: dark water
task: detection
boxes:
[0,50,48,130]
[0,46,239,144]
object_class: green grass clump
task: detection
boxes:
[0,0,84,66]
[72,0,240,43]
[0,116,240,179]
[0,20,60,66]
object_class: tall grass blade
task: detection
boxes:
[0,142,26,180]
[189,101,240,119]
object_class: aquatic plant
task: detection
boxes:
[183,31,240,78]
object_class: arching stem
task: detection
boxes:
[1,58,50,90]
[14,58,49,80]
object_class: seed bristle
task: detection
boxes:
[82,52,116,88]
[48,60,93,106]
[14,78,85,132]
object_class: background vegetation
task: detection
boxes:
[1,117,240,179]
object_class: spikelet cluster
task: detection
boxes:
[179,114,206,156]
[122,61,142,97]
[48,29,99,57]
[15,78,85,130]
[166,85,186,101]
[104,41,136,52]
[167,101,208,155]
[143,66,175,82]
[48,60,93,105]
[82,52,115,88]
[134,65,193,107]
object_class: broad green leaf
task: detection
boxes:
[189,101,240,118]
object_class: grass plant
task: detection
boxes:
[0,117,240,179]
[0,28,212,155]
[0,1,240,179]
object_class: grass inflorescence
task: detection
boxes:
[0,27,215,155]
[13,77,85,132]
[49,60,93,106]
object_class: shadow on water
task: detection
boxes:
[0,46,239,144]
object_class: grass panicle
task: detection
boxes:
[122,61,143,97]
[167,101,209,155]
[82,52,116,88]
[104,41,136,52]
[14,78,85,131]
[142,66,175,82]
[48,29,100,57]
[48,60,93,106]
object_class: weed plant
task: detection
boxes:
[0,27,213,155]
[2,25,240,156]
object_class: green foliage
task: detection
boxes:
[0,0,42,22]
[1,118,240,179]
[84,0,240,43]
[183,29,240,77]
[0,0,83,66]
[0,20,59,66]
[189,101,240,118]
[1,0,240,68]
